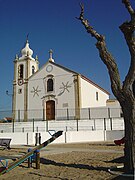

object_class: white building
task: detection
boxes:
[12,40,109,121]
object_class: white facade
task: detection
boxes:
[12,40,109,121]
[28,61,76,120]
[80,76,109,108]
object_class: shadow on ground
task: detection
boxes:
[40,157,109,172]
[111,176,134,180]
[105,156,125,163]
[40,157,134,180]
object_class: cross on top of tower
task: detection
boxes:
[49,49,54,62]
[26,33,29,43]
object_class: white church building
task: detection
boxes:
[12,40,110,121]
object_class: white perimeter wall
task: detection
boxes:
[0,130,124,145]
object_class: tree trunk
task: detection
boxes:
[120,100,135,174]
[77,1,135,175]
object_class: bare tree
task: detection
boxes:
[77,0,135,174]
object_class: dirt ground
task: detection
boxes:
[0,142,133,180]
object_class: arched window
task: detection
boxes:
[18,64,24,79]
[32,66,35,75]
[47,78,53,92]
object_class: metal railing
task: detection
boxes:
[0,107,123,122]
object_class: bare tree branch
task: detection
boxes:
[76,3,102,41]
[120,0,135,98]
[77,3,123,99]
[122,0,135,18]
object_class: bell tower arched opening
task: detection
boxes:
[18,64,24,79]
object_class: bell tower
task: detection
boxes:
[12,39,39,121]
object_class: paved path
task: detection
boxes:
[40,146,123,156]
[0,144,123,160]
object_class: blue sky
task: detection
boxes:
[0,0,133,110]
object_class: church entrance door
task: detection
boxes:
[46,100,55,120]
